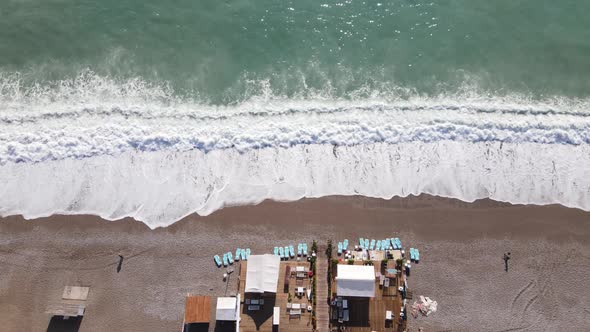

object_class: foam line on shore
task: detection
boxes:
[1,141,589,228]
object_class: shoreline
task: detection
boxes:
[1,195,590,331]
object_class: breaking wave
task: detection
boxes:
[0,72,589,227]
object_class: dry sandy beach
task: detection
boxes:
[1,195,590,332]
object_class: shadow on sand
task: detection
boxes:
[46,316,83,332]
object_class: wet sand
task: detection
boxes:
[1,195,590,331]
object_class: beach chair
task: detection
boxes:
[359,238,364,249]
[228,251,233,264]
[223,253,228,267]
[279,246,284,259]
[337,242,343,255]
[245,248,251,260]
[274,246,279,256]
[235,248,241,261]
[284,246,289,259]
[303,243,308,256]
[214,255,222,267]
[370,239,376,250]
[289,245,295,258]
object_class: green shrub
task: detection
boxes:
[326,240,333,258]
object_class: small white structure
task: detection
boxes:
[245,254,280,293]
[273,306,280,326]
[216,297,239,321]
[336,265,375,298]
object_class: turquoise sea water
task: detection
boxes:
[2,0,589,102]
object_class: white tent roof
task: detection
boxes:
[216,297,238,321]
[245,254,280,293]
[336,264,375,298]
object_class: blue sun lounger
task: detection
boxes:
[235,248,241,261]
[279,246,284,258]
[337,242,343,255]
[289,245,295,258]
[343,239,348,251]
[284,246,290,259]
[223,253,228,267]
[390,238,396,249]
[241,248,246,260]
[376,240,382,251]
[227,251,233,264]
[359,238,364,249]
[409,248,415,261]
[303,243,308,256]
[396,238,402,249]
[383,238,391,250]
[274,246,279,256]
[364,239,369,249]
[214,255,222,267]
[370,239,376,250]
[415,248,420,262]
[245,248,251,260]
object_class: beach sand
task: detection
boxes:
[1,195,589,331]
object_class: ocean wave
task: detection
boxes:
[1,142,589,229]
[1,73,590,165]
[0,72,589,227]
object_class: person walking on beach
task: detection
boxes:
[117,255,124,273]
[503,252,511,272]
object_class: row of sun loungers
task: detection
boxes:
[357,237,403,251]
[337,239,350,255]
[214,248,251,267]
[274,243,308,260]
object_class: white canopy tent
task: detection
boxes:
[216,297,238,321]
[336,264,375,297]
[245,254,280,293]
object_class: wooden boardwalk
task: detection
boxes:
[315,251,330,332]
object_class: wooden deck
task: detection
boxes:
[239,260,314,332]
[315,253,330,332]
[184,296,211,324]
[330,261,406,332]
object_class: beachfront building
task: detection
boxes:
[216,297,240,322]
[330,260,406,331]
[239,254,314,331]
[45,286,89,331]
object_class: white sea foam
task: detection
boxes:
[0,73,589,228]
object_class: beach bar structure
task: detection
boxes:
[217,297,240,321]
[239,255,315,331]
[245,254,280,294]
[331,261,406,331]
[336,265,375,298]
[45,286,89,331]
[182,295,211,332]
